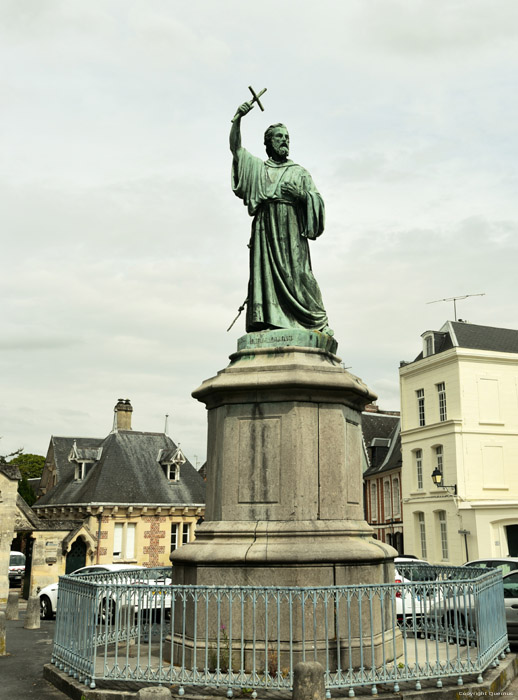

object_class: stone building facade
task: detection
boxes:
[0,463,21,604]
[400,321,518,565]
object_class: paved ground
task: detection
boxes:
[0,596,69,700]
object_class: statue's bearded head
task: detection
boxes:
[264,124,290,162]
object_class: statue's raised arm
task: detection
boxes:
[230,106,332,336]
[229,103,253,158]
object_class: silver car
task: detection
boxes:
[464,558,518,576]
[502,570,518,642]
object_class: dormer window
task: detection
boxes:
[158,446,186,482]
[423,334,434,357]
[68,441,102,480]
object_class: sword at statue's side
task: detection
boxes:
[231,85,267,123]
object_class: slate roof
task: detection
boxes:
[362,413,401,477]
[450,321,518,353]
[0,463,21,481]
[412,321,518,362]
[34,430,205,508]
[49,436,103,483]
[362,412,399,454]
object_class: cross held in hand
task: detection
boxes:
[231,86,267,123]
[248,85,267,111]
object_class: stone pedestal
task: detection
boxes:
[170,330,397,669]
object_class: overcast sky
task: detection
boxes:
[2,0,518,466]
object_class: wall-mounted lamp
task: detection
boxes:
[431,467,457,495]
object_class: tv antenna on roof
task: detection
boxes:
[427,293,485,322]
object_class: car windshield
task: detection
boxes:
[10,555,25,566]
[468,560,518,576]
[397,563,436,581]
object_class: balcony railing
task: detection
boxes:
[50,564,509,696]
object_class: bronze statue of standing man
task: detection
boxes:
[230,100,332,335]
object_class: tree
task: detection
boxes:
[9,453,45,479]
[18,475,37,506]
[1,452,45,506]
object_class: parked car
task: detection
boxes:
[394,557,438,629]
[8,551,26,587]
[426,566,513,644]
[38,564,171,621]
[502,570,518,642]
[395,557,435,582]
[464,558,518,576]
[461,560,518,642]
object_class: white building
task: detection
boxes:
[400,320,518,565]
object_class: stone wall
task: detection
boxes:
[0,466,21,604]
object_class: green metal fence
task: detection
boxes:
[50,565,509,696]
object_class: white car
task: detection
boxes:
[38,564,171,621]
[9,551,26,588]
[394,557,437,630]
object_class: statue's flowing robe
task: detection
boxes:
[232,148,329,332]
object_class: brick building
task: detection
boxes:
[25,399,205,594]
[362,406,403,554]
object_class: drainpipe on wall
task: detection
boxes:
[458,529,470,562]
[96,511,103,564]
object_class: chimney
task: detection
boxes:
[114,398,133,431]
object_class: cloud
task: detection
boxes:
[1,1,518,463]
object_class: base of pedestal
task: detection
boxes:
[167,629,402,673]
[173,338,399,671]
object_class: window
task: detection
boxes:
[437,382,447,422]
[424,335,434,357]
[503,572,518,599]
[435,445,443,475]
[113,522,136,559]
[417,512,427,559]
[161,447,186,482]
[416,389,425,426]
[415,449,423,490]
[171,523,179,552]
[74,462,92,480]
[392,477,400,516]
[164,463,180,481]
[384,481,391,518]
[171,522,190,551]
[438,511,448,560]
[370,482,377,520]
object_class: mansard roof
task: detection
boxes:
[449,321,518,353]
[362,411,399,451]
[412,321,518,362]
[34,430,205,508]
[362,412,401,477]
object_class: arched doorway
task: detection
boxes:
[65,537,87,574]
